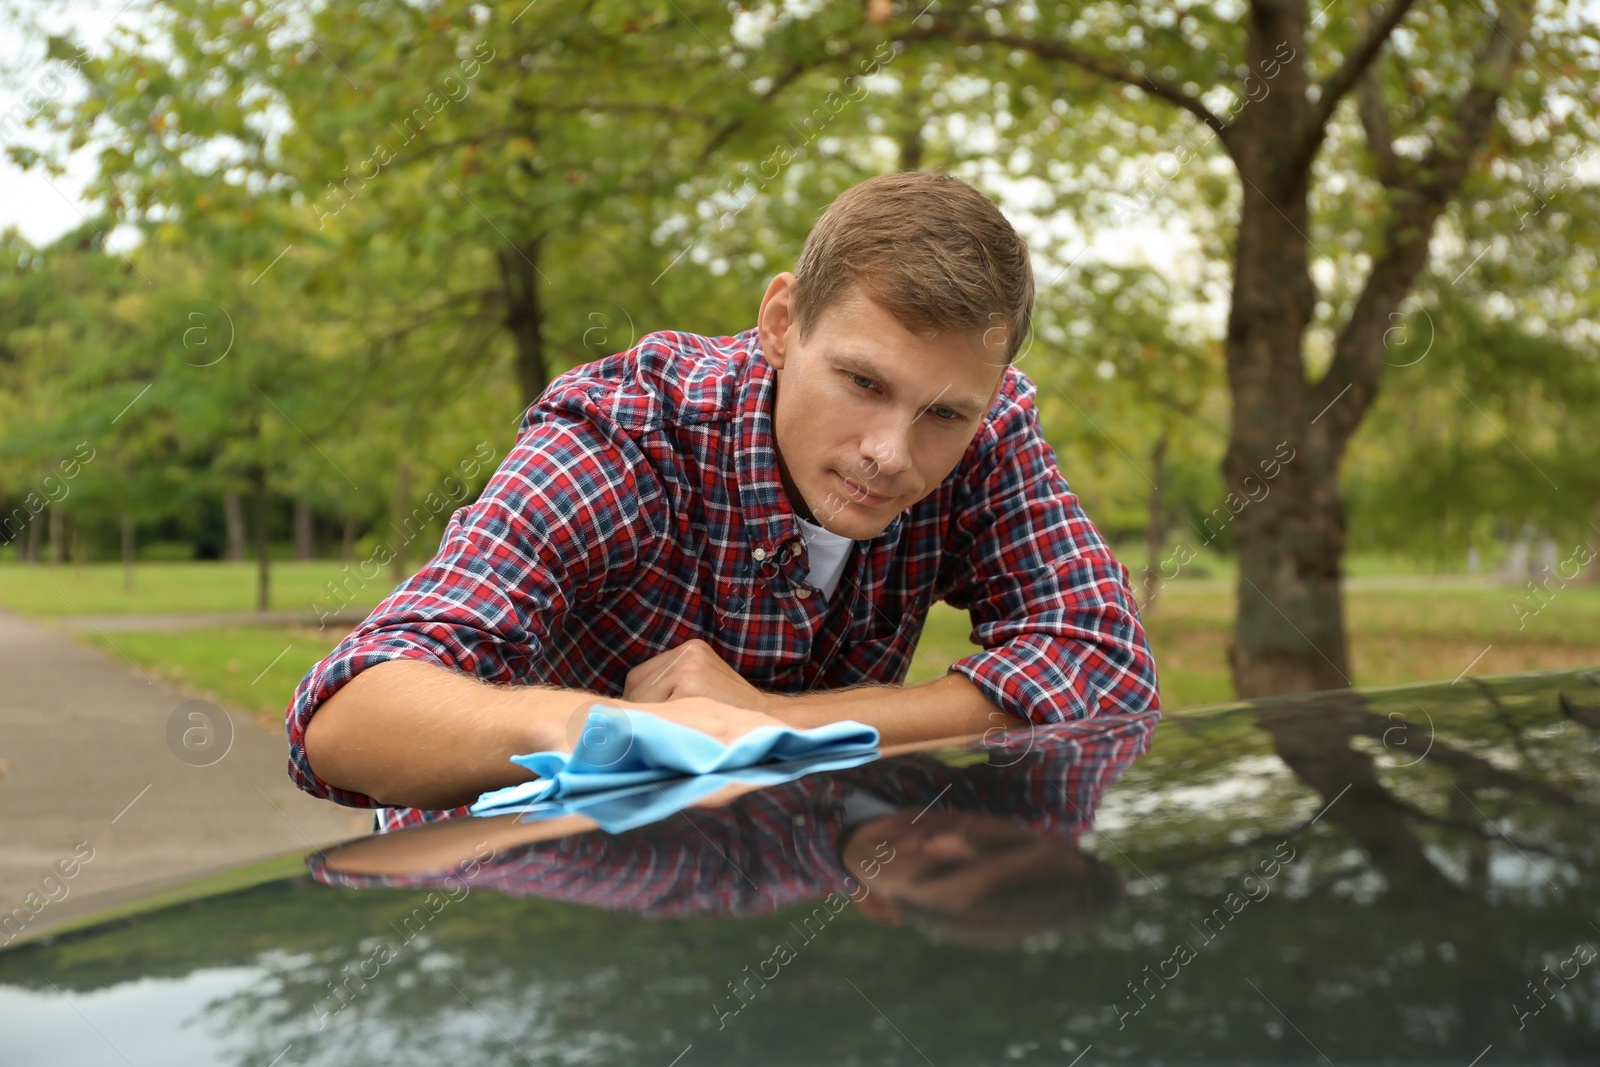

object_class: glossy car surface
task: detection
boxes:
[3,666,1598,1065]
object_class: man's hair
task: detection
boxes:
[791,171,1035,363]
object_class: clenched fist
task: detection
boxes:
[590,695,791,749]
[622,637,776,711]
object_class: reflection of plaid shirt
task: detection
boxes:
[307,712,1158,919]
[284,327,1160,831]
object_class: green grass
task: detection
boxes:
[1110,544,1476,585]
[904,598,1241,707]
[1142,580,1600,707]
[913,580,1600,708]
[83,625,344,723]
[26,558,1600,715]
[0,560,401,617]
[903,602,982,688]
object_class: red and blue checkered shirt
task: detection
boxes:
[286,326,1160,831]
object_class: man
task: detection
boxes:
[286,170,1160,831]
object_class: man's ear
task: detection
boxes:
[758,272,797,370]
[852,888,902,927]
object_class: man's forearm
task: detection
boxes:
[769,672,1026,746]
[303,659,603,811]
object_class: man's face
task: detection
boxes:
[758,273,1009,540]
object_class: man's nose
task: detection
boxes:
[861,419,914,478]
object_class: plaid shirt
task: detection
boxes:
[286,327,1160,830]
[307,710,1160,918]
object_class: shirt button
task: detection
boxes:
[753,547,768,561]
[796,587,812,599]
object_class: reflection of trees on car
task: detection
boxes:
[1090,671,1600,1060]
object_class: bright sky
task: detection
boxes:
[0,0,136,247]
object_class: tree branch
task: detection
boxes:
[402,99,717,167]
[1286,0,1419,177]
[1314,1,1531,450]
[1413,7,1528,202]
[1311,0,1420,134]
[694,55,820,166]
[898,22,1228,136]
[1357,64,1405,189]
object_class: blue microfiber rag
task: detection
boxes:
[470,703,881,834]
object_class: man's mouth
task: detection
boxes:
[835,471,893,504]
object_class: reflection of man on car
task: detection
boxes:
[311,710,1157,947]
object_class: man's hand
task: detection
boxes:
[618,637,1028,748]
[622,638,781,712]
[602,695,791,748]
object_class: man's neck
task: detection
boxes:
[772,447,816,523]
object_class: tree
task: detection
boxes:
[30,0,797,410]
[868,1,1594,695]
[1024,263,1225,612]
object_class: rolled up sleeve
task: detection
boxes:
[285,395,663,807]
[937,376,1160,725]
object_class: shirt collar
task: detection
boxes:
[734,328,905,558]
[734,329,801,559]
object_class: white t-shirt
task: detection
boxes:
[796,515,856,601]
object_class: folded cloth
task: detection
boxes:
[473,750,882,834]
[470,703,881,834]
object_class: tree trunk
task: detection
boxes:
[1228,444,1352,696]
[293,498,315,561]
[1223,1,1527,698]
[224,489,247,562]
[48,505,66,565]
[1587,503,1600,585]
[341,512,359,563]
[1140,433,1168,613]
[1221,3,1350,697]
[498,238,549,409]
[897,82,923,172]
[251,468,271,612]
[389,458,414,583]
[23,511,42,563]
[121,510,135,592]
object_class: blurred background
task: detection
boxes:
[0,0,1597,727]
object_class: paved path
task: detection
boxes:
[0,610,372,942]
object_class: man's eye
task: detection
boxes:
[849,373,877,391]
[931,407,961,422]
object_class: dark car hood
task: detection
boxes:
[4,667,1598,1065]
